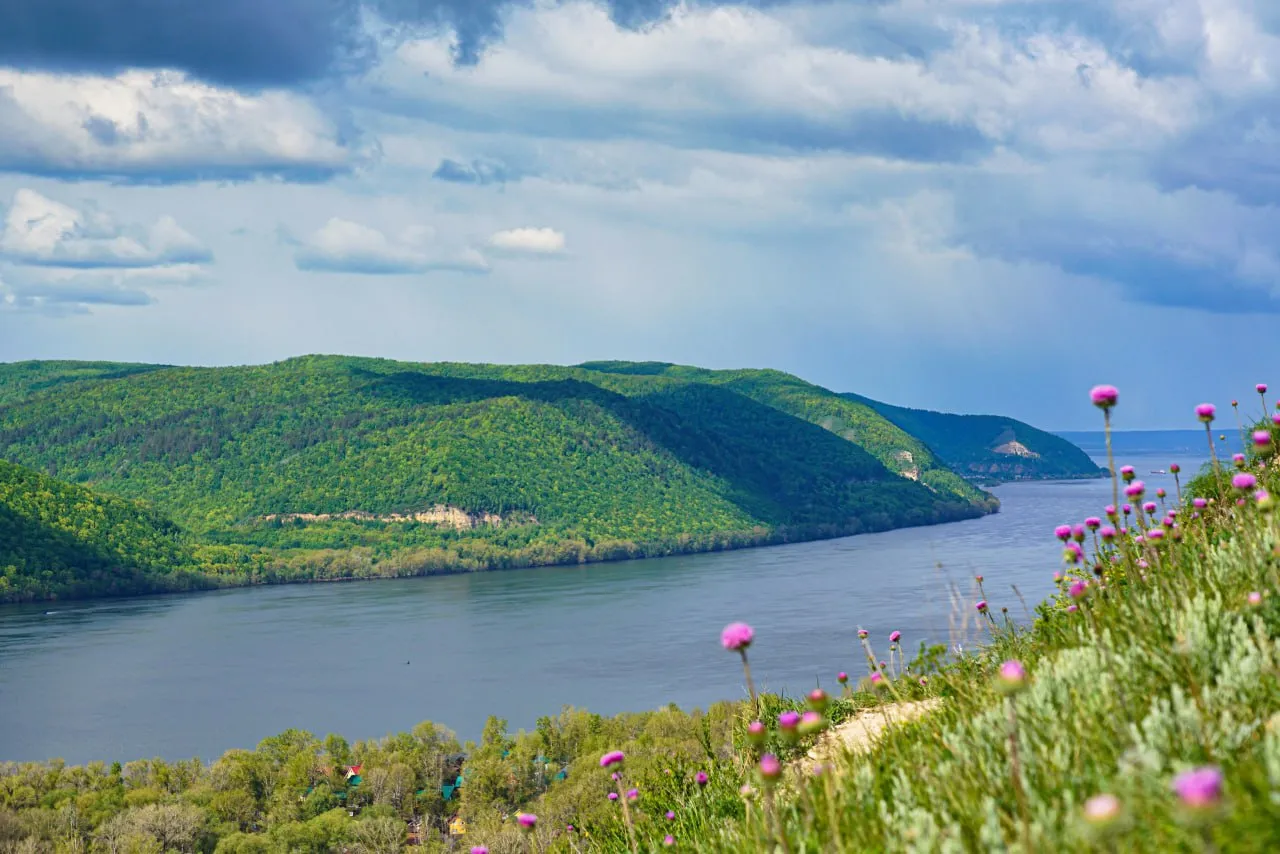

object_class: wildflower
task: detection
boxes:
[1255,430,1273,453]
[518,813,537,829]
[889,630,902,643]
[1100,525,1116,541]
[1071,524,1086,542]
[778,711,801,732]
[1260,384,1269,395]
[472,848,490,854]
[857,629,868,639]
[608,792,619,801]
[1105,504,1118,519]
[739,784,754,798]
[1122,504,1132,516]
[1147,528,1164,542]
[664,835,675,847]
[666,811,675,821]
[1232,453,1246,469]
[1273,414,1280,427]
[807,688,829,711]
[996,659,1026,694]
[600,751,625,768]
[1156,488,1166,499]
[919,677,928,687]
[695,772,708,787]
[1172,766,1223,809]
[976,600,989,612]
[1248,591,1263,606]
[746,720,767,744]
[1069,580,1088,599]
[798,711,827,736]
[1143,501,1157,515]
[720,622,754,651]
[626,788,638,801]
[1193,497,1208,509]
[758,754,782,783]
[1258,490,1274,512]
[837,671,848,684]
[1170,463,1180,474]
[1090,385,1118,408]
[1085,517,1101,530]
[1232,473,1258,492]
[1067,604,1078,613]
[1120,465,1136,482]
[1196,403,1216,423]
[1064,543,1083,564]
[975,574,984,582]
[1125,481,1145,499]
[869,671,885,687]
[1054,524,1072,542]
[1082,793,1122,826]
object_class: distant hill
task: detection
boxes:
[0,357,998,593]
[0,459,215,602]
[842,393,1105,482]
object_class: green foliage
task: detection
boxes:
[0,357,998,600]
[843,391,1107,482]
[0,459,216,602]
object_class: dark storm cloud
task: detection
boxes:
[0,0,792,87]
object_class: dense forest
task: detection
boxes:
[0,357,1010,601]
[841,392,1106,482]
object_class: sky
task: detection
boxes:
[0,0,1276,430]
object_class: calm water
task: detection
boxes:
[0,442,1202,764]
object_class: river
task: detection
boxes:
[0,434,1218,764]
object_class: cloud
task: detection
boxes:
[431,157,519,184]
[295,217,490,273]
[0,68,357,181]
[488,227,566,255]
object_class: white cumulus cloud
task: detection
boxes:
[488,227,567,255]
[0,68,357,181]
[295,217,490,274]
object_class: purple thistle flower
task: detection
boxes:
[666,811,675,820]
[1071,524,1086,542]
[1172,766,1223,809]
[857,629,868,639]
[600,751,625,768]
[1083,794,1121,825]
[1148,528,1164,541]
[1069,580,1088,599]
[976,600,988,612]
[720,622,754,651]
[1273,414,1280,427]
[919,676,928,687]
[1124,481,1145,498]
[1054,524,1072,542]
[778,710,801,731]
[1105,504,1118,518]
[612,772,621,781]
[1085,517,1101,530]
[1196,403,1216,423]
[996,659,1026,693]
[1232,453,1246,468]
[1120,465,1136,481]
[1100,525,1116,541]
[1156,488,1166,498]
[608,792,618,801]
[626,788,638,801]
[746,720,767,743]
[695,771,708,787]
[1141,501,1155,514]
[1248,591,1263,605]
[517,813,537,829]
[1259,384,1269,395]
[472,848,490,854]
[758,754,781,780]
[1122,504,1132,515]
[1193,497,1208,509]
[869,671,884,685]
[1257,490,1274,510]
[1254,430,1273,448]
[1170,463,1180,474]
[837,671,848,684]
[1232,473,1258,491]
[1067,604,1078,613]
[807,687,829,709]
[889,630,902,643]
[664,835,675,847]
[1090,385,1118,408]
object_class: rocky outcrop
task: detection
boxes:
[261,506,535,531]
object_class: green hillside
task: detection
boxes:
[0,459,215,602]
[842,392,1106,482]
[0,357,995,593]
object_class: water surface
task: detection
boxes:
[0,444,1197,763]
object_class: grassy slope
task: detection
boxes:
[843,391,1107,481]
[0,358,989,588]
[0,459,213,602]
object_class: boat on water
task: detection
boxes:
[1150,469,1167,474]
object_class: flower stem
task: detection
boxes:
[1104,409,1118,512]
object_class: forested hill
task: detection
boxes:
[841,392,1106,482]
[0,357,998,598]
[0,459,214,602]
